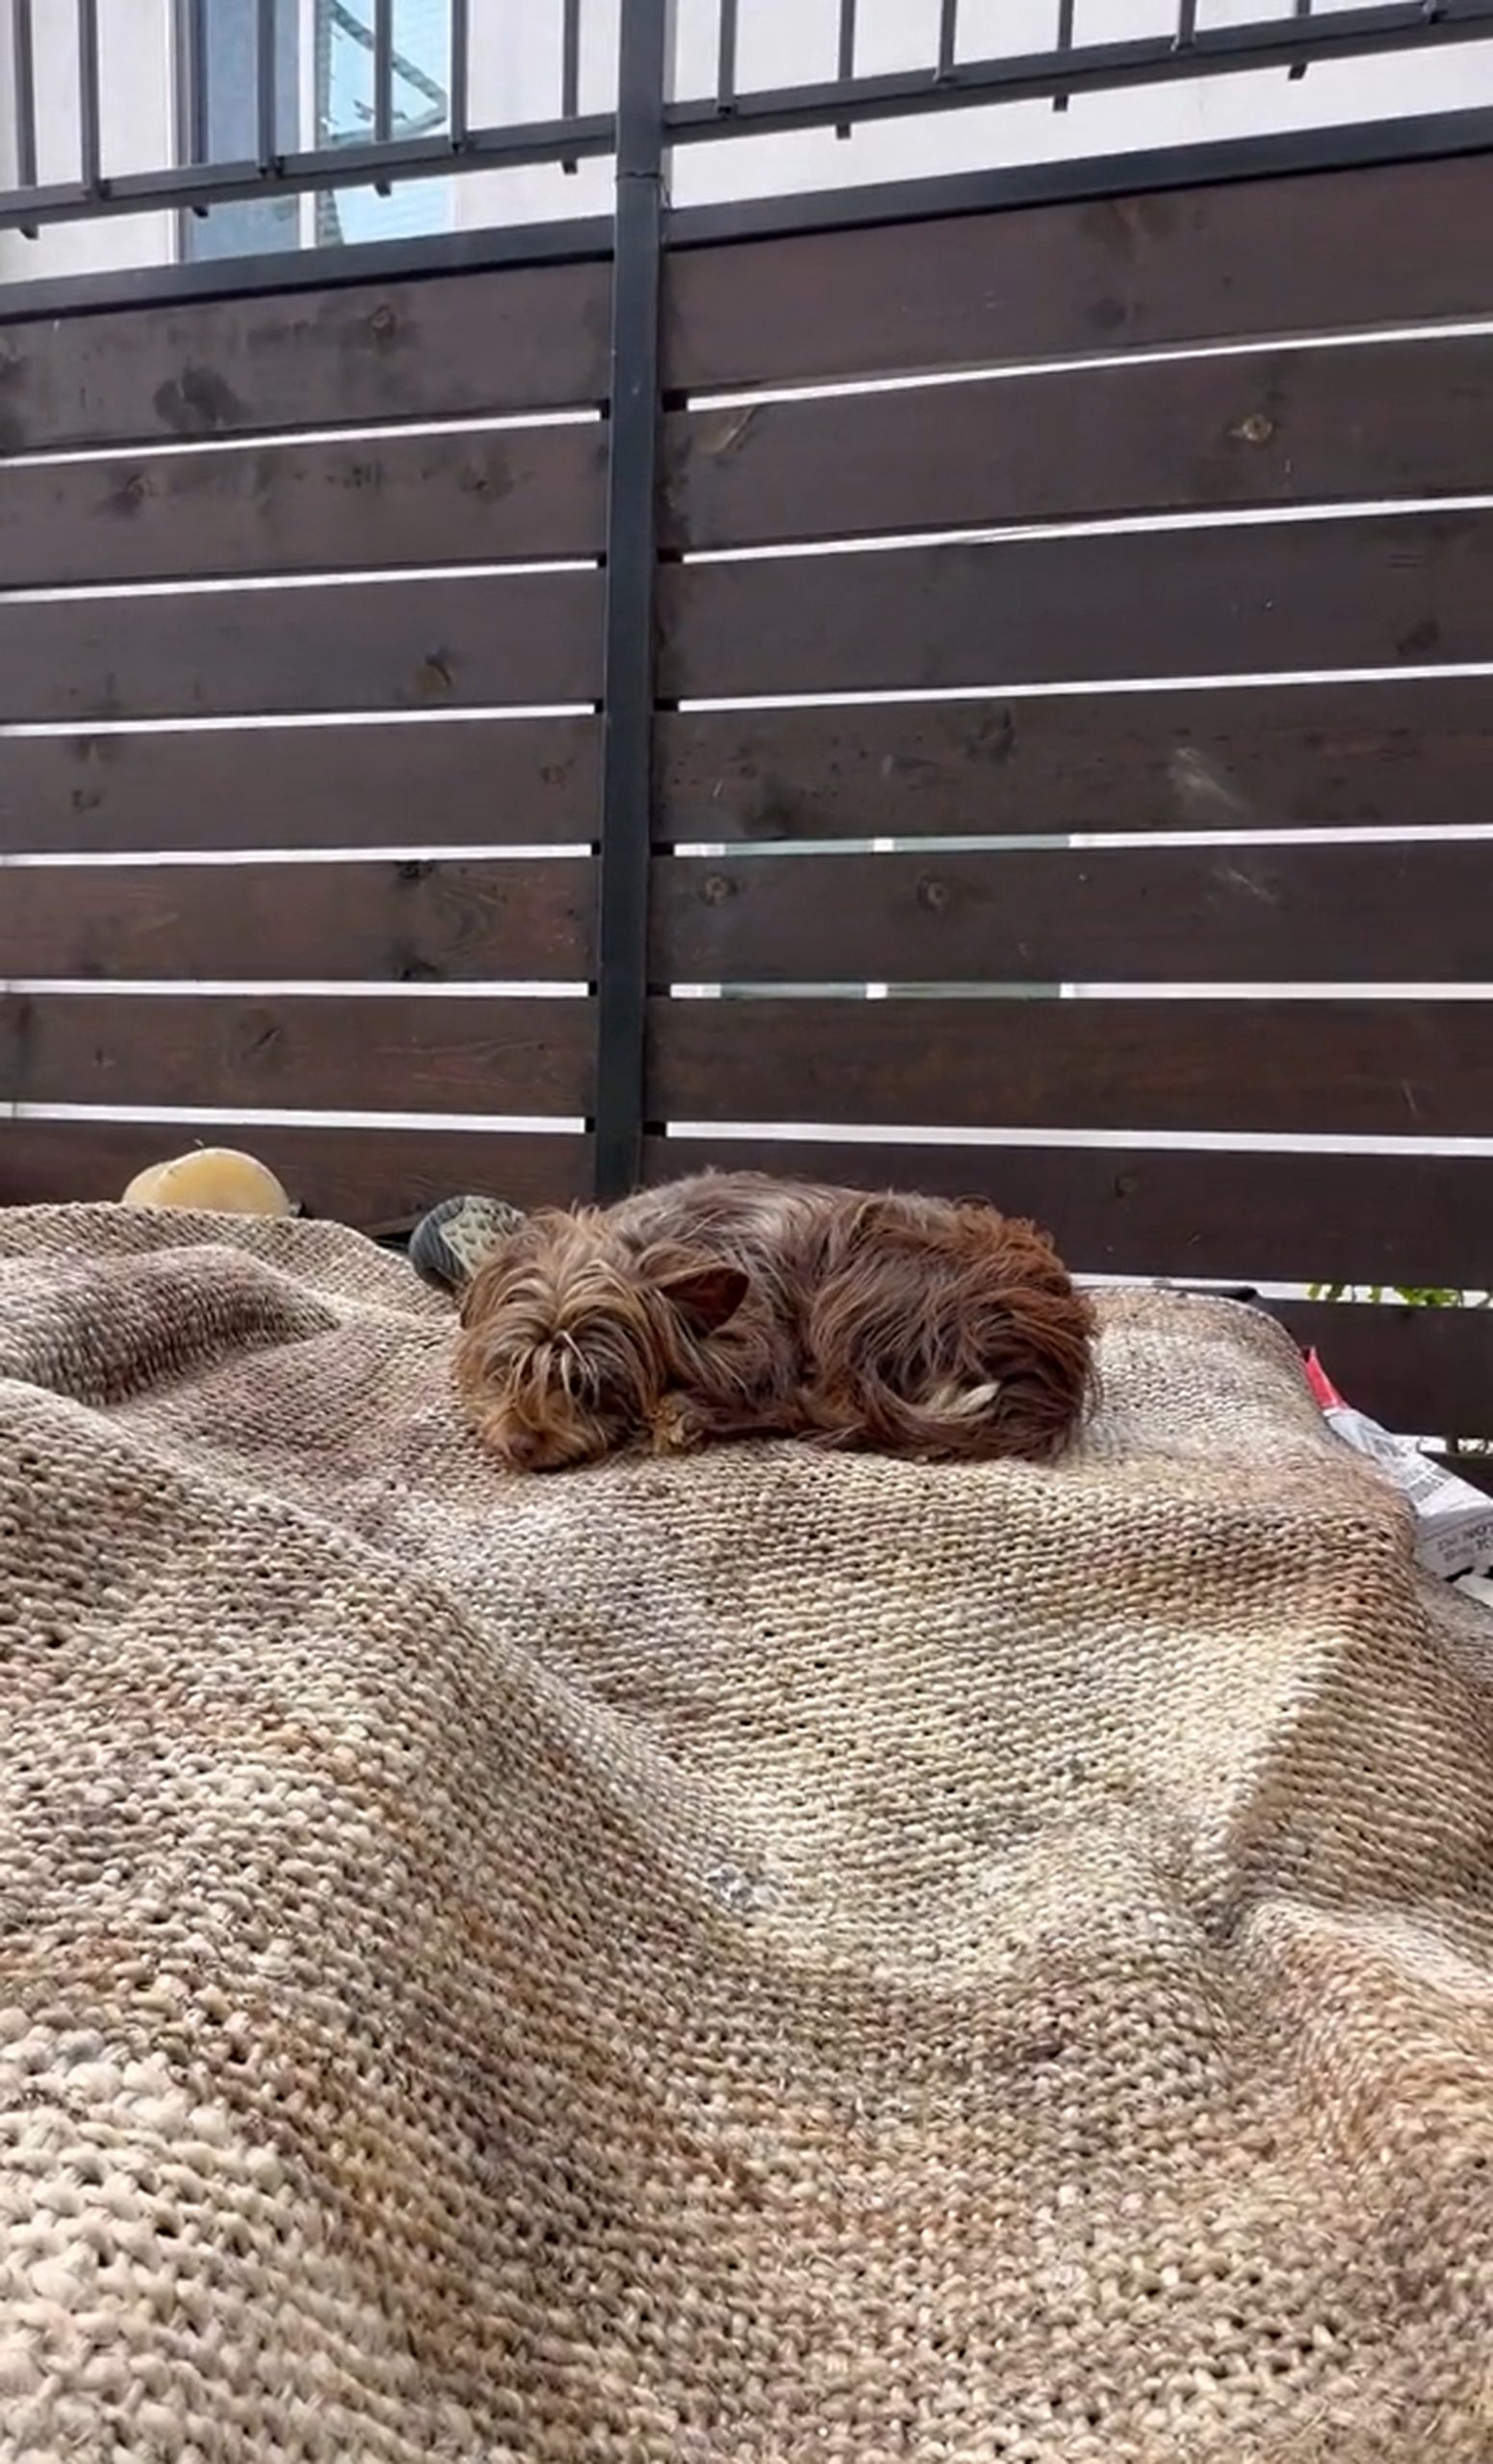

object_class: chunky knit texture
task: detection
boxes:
[0,1202,1488,2463]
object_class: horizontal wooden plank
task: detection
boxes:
[0,1120,590,1229]
[663,151,1493,395]
[1270,1301,1493,1440]
[658,510,1493,701]
[662,333,1493,552]
[0,570,603,722]
[0,423,606,591]
[657,844,1493,987]
[0,260,611,454]
[646,997,1493,1138]
[1,994,593,1114]
[643,1139,1493,1295]
[654,680,1493,843]
[0,716,601,857]
[3,858,594,985]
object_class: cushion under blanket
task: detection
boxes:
[0,1203,1488,2464]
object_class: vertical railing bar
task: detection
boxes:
[76,0,101,192]
[593,0,673,1203]
[1052,0,1073,113]
[936,0,959,82]
[11,0,36,193]
[171,0,210,253]
[449,0,470,146]
[835,0,857,139]
[1174,0,1198,44]
[181,0,208,165]
[372,0,394,190]
[1289,0,1313,79]
[717,0,738,110]
[256,0,277,173]
[373,0,394,139]
[561,0,582,171]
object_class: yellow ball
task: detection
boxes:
[121,1148,293,1218]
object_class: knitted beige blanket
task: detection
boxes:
[0,1203,1488,2464]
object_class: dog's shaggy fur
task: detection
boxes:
[454,1172,1094,1474]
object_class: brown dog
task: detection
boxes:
[453,1171,1094,1474]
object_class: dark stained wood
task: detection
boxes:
[655,680,1493,843]
[0,569,603,722]
[643,1138,1493,1294]
[646,997,1493,1139]
[663,151,1493,395]
[0,422,606,590]
[1,993,593,1114]
[656,843,1493,987]
[663,334,1493,552]
[0,260,612,453]
[658,510,1493,701]
[3,859,595,983]
[0,1119,590,1227]
[0,715,601,856]
[1269,1301,1493,1440]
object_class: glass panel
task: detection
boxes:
[313,0,451,245]
[183,0,300,260]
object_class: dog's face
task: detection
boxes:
[454,1214,747,1472]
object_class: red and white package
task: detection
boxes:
[1304,1349,1493,1582]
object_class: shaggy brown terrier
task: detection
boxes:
[454,1171,1094,1474]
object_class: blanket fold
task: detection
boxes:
[0,1204,1487,2463]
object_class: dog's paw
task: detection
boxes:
[650,1395,706,1455]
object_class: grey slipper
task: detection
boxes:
[409,1194,526,1296]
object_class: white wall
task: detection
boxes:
[451,0,1493,227]
[0,0,174,285]
[664,1,1493,209]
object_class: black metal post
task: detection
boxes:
[372,0,394,190]
[561,0,582,167]
[1053,0,1073,113]
[12,0,35,189]
[256,0,277,173]
[717,0,738,110]
[449,0,469,146]
[1290,0,1313,79]
[373,0,394,139]
[76,0,100,193]
[936,0,958,82]
[593,0,673,1203]
[836,0,856,137]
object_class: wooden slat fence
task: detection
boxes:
[648,147,1493,1439]
[4,143,1493,1433]
[0,252,608,1225]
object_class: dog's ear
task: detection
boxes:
[650,1251,750,1337]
